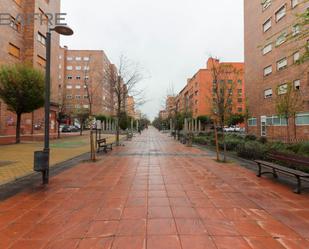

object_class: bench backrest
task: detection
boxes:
[268,152,309,167]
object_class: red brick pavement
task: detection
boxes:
[0,128,308,249]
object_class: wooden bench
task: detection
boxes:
[97,138,113,153]
[254,159,309,194]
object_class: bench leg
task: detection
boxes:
[294,176,302,194]
[273,168,278,178]
[257,163,262,177]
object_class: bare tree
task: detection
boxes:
[209,58,242,162]
[275,82,304,142]
[112,55,145,145]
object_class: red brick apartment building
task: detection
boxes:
[176,58,245,119]
[59,48,115,117]
[244,0,309,140]
[0,0,60,135]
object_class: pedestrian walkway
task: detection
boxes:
[0,128,308,249]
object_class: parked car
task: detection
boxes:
[69,125,79,132]
[61,125,71,133]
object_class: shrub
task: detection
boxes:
[286,143,302,154]
[298,142,309,156]
[267,141,287,152]
[193,136,208,145]
[220,138,243,151]
[245,134,257,141]
[259,136,268,144]
[237,141,267,160]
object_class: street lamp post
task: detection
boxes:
[35,25,73,185]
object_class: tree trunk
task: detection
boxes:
[293,115,297,141]
[80,122,83,136]
[286,117,290,143]
[16,113,22,144]
[214,122,220,162]
[116,118,120,146]
[57,120,61,139]
[222,127,227,162]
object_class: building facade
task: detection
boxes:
[244,0,309,141]
[59,48,115,118]
[175,58,245,119]
[0,0,61,135]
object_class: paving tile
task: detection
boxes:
[180,235,217,249]
[213,236,252,249]
[86,221,119,238]
[203,220,239,236]
[117,219,146,236]
[196,207,226,220]
[44,239,80,249]
[148,197,170,207]
[147,219,177,235]
[95,208,123,221]
[233,220,270,236]
[175,219,207,235]
[244,237,286,249]
[121,207,147,219]
[171,207,199,218]
[111,236,145,249]
[77,237,113,249]
[148,207,173,218]
[9,239,48,249]
[147,235,182,249]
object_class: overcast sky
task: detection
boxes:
[61,0,244,120]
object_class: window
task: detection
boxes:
[75,66,82,70]
[238,80,242,84]
[37,32,46,46]
[264,65,272,76]
[293,51,300,63]
[263,43,272,55]
[277,58,288,71]
[294,79,300,90]
[291,0,299,8]
[75,95,81,99]
[84,66,90,71]
[37,55,46,67]
[67,57,73,61]
[76,76,81,80]
[59,55,62,59]
[83,104,89,109]
[84,76,89,80]
[66,85,72,89]
[8,43,20,58]
[58,64,62,69]
[266,116,273,125]
[66,66,73,70]
[248,118,257,126]
[83,95,88,99]
[83,57,90,61]
[273,116,287,126]
[75,85,81,89]
[238,98,242,103]
[262,0,272,10]
[264,88,272,98]
[275,5,286,22]
[10,16,21,32]
[75,57,81,61]
[237,89,242,95]
[278,83,288,95]
[238,108,243,113]
[296,113,309,125]
[263,18,272,32]
[276,32,287,46]
[75,104,81,109]
[67,75,73,80]
[66,95,72,99]
[292,24,301,36]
